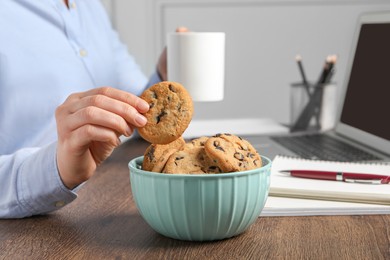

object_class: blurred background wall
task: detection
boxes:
[101,0,390,124]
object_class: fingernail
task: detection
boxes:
[125,125,133,136]
[135,114,147,126]
[138,101,149,112]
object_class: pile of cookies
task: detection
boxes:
[142,133,262,174]
[138,81,262,174]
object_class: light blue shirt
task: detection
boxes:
[0,0,161,218]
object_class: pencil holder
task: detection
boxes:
[290,82,337,132]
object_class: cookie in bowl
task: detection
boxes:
[142,137,186,172]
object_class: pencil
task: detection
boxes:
[295,54,311,96]
[324,55,337,83]
[291,54,337,132]
[317,55,331,84]
[317,54,337,84]
[314,54,337,129]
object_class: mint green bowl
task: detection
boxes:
[128,156,271,241]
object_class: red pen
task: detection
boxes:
[281,170,390,184]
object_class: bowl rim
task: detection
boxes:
[128,155,272,178]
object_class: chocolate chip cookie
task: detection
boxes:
[162,141,222,174]
[142,137,185,172]
[138,81,193,144]
[187,136,209,148]
[204,134,262,172]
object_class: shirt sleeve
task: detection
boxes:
[0,142,77,219]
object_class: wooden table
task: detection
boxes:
[1,138,389,259]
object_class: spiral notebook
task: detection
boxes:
[270,156,390,205]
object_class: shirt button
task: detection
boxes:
[79,49,88,57]
[55,201,66,207]
[70,2,76,9]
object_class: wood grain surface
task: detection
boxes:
[1,137,389,260]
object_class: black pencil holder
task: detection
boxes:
[290,82,337,132]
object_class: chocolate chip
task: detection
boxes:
[216,146,225,152]
[156,111,167,124]
[208,166,221,173]
[247,153,255,158]
[254,159,261,166]
[238,144,248,151]
[146,146,155,161]
[234,152,244,161]
[213,141,225,152]
[238,161,249,168]
[169,84,176,92]
[174,156,184,166]
[151,92,157,99]
[149,102,155,109]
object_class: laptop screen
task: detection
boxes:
[336,12,390,155]
[340,23,390,141]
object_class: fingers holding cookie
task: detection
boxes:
[137,83,262,174]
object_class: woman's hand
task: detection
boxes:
[55,87,149,189]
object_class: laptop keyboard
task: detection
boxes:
[271,134,381,162]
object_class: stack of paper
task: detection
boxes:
[261,156,390,216]
[261,196,390,217]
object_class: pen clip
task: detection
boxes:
[344,178,383,185]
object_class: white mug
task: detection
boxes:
[167,32,225,102]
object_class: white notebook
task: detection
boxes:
[270,156,390,205]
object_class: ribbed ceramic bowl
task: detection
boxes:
[128,156,271,241]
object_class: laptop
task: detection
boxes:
[248,11,390,162]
